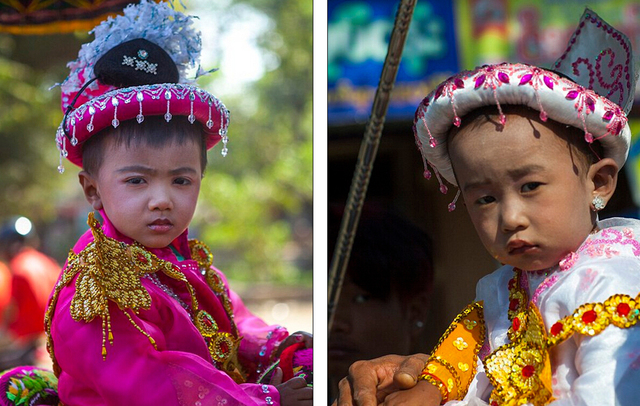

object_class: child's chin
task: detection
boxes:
[137,237,174,249]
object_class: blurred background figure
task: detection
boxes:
[0,216,59,370]
[328,205,436,402]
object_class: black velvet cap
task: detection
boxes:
[93,38,179,87]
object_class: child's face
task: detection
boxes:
[82,137,203,248]
[448,110,596,271]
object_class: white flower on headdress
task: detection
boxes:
[62,0,202,95]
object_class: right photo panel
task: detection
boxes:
[328,0,640,405]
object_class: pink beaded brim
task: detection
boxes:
[412,8,636,194]
[55,83,229,170]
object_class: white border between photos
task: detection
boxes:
[313,0,329,403]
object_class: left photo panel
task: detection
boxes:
[0,0,313,404]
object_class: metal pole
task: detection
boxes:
[328,0,417,332]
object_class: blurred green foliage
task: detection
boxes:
[195,0,312,285]
[0,0,312,286]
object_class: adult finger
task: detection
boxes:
[393,353,430,389]
[334,376,354,406]
[349,360,384,406]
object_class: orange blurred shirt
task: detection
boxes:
[7,247,60,339]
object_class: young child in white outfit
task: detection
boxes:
[334,8,640,406]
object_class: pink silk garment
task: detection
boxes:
[48,210,289,406]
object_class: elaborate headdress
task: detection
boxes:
[55,0,229,172]
[413,9,638,210]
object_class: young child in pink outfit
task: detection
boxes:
[37,2,312,405]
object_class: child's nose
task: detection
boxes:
[148,188,173,211]
[500,201,529,232]
[330,305,351,335]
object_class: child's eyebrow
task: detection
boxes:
[462,164,546,192]
[116,165,155,174]
[506,164,545,180]
[115,165,198,175]
[169,167,199,175]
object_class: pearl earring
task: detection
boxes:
[592,195,606,211]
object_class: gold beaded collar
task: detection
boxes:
[45,213,244,383]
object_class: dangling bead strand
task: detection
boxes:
[448,189,461,212]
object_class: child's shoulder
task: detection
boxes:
[550,217,640,307]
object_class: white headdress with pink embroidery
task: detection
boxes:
[413,8,638,211]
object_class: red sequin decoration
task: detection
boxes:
[582,310,597,324]
[509,298,520,311]
[512,317,521,332]
[137,253,148,265]
[521,365,535,378]
[550,322,563,336]
[617,302,631,316]
[220,340,229,354]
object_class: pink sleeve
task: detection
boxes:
[51,286,280,406]
[227,286,290,381]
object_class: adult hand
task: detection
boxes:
[332,353,429,406]
[380,380,442,406]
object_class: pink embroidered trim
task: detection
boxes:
[530,228,640,306]
[515,66,557,122]
[578,228,640,257]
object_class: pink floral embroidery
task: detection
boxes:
[516,66,559,122]
[472,64,512,125]
[578,268,598,292]
[562,82,599,142]
[434,72,471,128]
[531,251,576,306]
[578,228,640,258]
[559,252,578,271]
[601,98,627,137]
[532,274,559,306]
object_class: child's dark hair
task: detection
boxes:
[82,116,208,175]
[449,104,603,173]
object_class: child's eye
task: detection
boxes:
[476,196,496,205]
[521,182,542,192]
[126,177,145,185]
[354,293,371,304]
[174,177,191,185]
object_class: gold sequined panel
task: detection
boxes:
[190,239,239,338]
[419,302,486,402]
[484,304,554,406]
[484,269,640,406]
[188,239,244,380]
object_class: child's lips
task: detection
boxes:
[508,240,538,255]
[148,219,173,232]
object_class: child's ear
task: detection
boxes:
[588,157,618,204]
[78,171,103,210]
